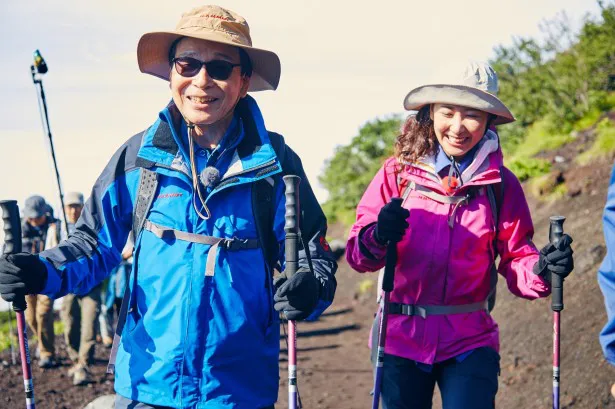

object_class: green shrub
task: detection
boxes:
[506,157,552,182]
[0,310,64,352]
[577,118,615,164]
[512,117,575,158]
[573,107,604,131]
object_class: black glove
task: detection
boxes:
[0,253,48,310]
[375,201,410,245]
[274,267,320,321]
[533,234,574,283]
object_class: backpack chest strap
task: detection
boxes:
[405,181,485,228]
[143,220,259,277]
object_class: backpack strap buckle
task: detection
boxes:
[222,237,259,251]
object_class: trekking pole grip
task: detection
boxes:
[0,200,26,312]
[284,175,301,279]
[549,216,566,312]
[382,198,403,293]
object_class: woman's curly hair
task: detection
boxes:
[395,105,438,164]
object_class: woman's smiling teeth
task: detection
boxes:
[189,96,217,103]
[447,134,467,144]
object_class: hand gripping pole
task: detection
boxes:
[1,200,36,409]
[549,215,566,409]
[284,175,301,409]
[371,198,403,409]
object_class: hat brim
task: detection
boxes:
[24,209,44,219]
[137,31,281,92]
[65,200,83,206]
[403,84,515,125]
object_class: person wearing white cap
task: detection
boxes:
[0,5,337,409]
[346,61,574,408]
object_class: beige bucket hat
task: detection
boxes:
[137,5,281,92]
[403,61,515,125]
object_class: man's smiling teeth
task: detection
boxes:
[190,96,216,103]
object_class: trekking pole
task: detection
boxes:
[283,175,301,409]
[371,198,403,409]
[1,200,36,409]
[549,215,566,409]
[7,300,16,365]
[30,50,69,231]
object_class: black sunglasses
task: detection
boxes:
[172,56,241,80]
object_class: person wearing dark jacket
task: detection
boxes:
[21,195,58,368]
[0,5,337,409]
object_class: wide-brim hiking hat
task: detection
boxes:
[403,61,515,125]
[137,5,281,92]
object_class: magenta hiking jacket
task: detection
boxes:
[346,131,550,364]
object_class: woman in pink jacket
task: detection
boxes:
[346,61,574,409]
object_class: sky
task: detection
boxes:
[0,0,603,215]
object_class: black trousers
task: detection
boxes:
[379,347,500,409]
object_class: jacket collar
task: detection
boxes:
[135,95,279,177]
[403,130,504,188]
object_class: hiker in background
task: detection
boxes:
[346,61,574,409]
[21,195,58,368]
[598,161,615,399]
[99,236,134,347]
[47,192,102,385]
[0,5,336,408]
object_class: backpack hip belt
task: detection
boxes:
[388,299,489,318]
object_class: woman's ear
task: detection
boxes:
[429,104,434,121]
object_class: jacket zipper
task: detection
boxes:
[442,203,455,303]
[217,159,277,185]
[209,159,279,197]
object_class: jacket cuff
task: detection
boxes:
[358,223,387,260]
[530,260,551,292]
[38,256,60,298]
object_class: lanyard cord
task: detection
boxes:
[187,123,212,220]
[447,155,464,189]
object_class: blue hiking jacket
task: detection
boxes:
[38,95,337,408]
[599,161,615,365]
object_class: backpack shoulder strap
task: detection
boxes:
[485,165,505,312]
[252,132,287,272]
[132,168,159,242]
[486,165,505,248]
[109,132,158,374]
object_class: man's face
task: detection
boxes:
[170,38,250,127]
[65,204,83,224]
[27,215,47,227]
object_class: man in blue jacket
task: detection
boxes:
[599,161,615,398]
[0,5,337,408]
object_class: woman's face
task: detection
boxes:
[430,103,489,159]
[170,38,250,127]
